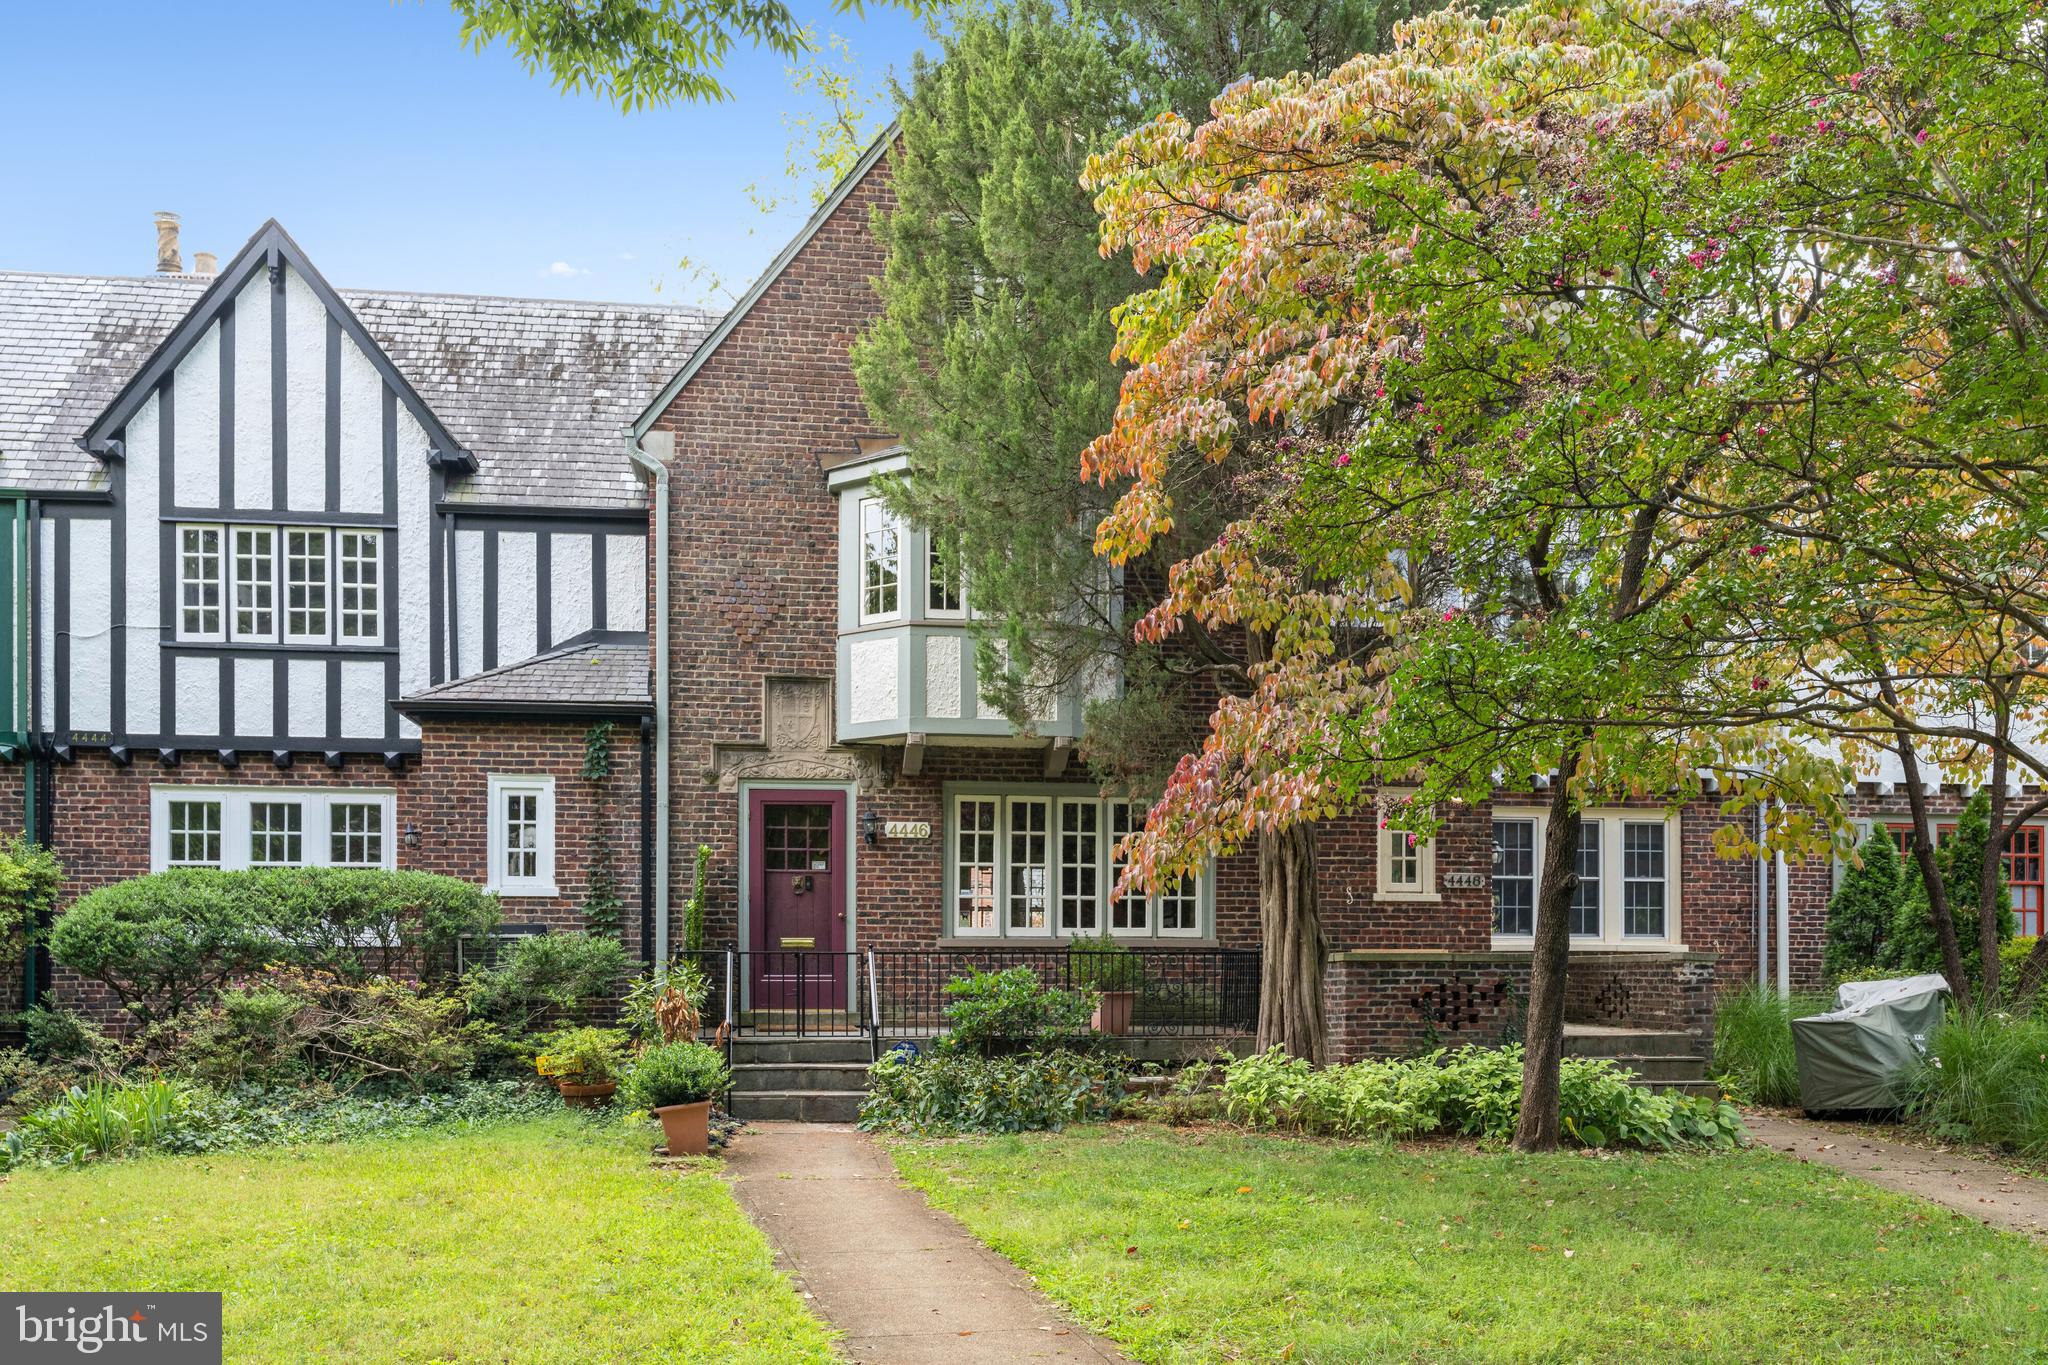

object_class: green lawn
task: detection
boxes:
[890,1124,2048,1364]
[0,1117,835,1364]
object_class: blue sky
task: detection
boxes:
[0,1,934,308]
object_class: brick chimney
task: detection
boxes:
[192,251,218,277]
[153,212,182,274]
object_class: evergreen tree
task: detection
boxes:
[1888,792,2016,985]
[1823,828,1902,980]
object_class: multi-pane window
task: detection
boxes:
[928,537,964,615]
[1385,831,1421,889]
[1493,818,1537,936]
[955,798,998,933]
[1108,801,1148,932]
[860,499,900,620]
[179,526,223,639]
[249,802,303,865]
[1007,798,1051,932]
[1622,822,1667,937]
[1570,820,1602,937]
[1057,800,1101,933]
[285,529,329,641]
[153,790,392,871]
[951,793,1206,939]
[338,531,381,640]
[330,802,383,867]
[488,776,556,895]
[2007,825,2044,939]
[176,523,383,645]
[763,803,833,872]
[233,527,276,639]
[167,799,222,866]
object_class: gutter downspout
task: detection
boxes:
[638,715,655,966]
[1773,798,1792,998]
[627,430,674,965]
[1756,798,1770,990]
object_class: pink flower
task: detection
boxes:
[1915,128,1929,145]
[1848,71,1865,90]
[1809,96,1825,108]
[1717,432,1730,445]
[1441,610,1457,622]
[1816,119,1834,133]
[1334,452,1351,468]
[1711,139,1728,156]
[1751,676,1768,691]
[1748,544,1766,557]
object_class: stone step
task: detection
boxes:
[728,1038,874,1064]
[1563,1027,1700,1058]
[731,1061,873,1092]
[1600,1054,1710,1083]
[729,1089,866,1124]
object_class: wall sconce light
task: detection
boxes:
[404,824,421,849]
[860,810,881,847]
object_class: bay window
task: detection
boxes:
[176,522,382,645]
[150,787,396,871]
[859,499,901,621]
[1492,808,1681,946]
[948,789,1209,940]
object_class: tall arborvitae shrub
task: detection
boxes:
[1887,791,2015,984]
[1824,827,1902,979]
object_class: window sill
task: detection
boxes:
[491,885,561,900]
[934,935,1221,950]
[1374,891,1442,904]
[1489,936,1689,953]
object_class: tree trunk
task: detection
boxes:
[1979,740,2008,1008]
[1256,821,1325,1063]
[1895,739,1972,996]
[1513,745,1585,1153]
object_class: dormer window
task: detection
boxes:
[859,499,901,621]
[178,522,382,645]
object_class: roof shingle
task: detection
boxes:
[398,638,651,713]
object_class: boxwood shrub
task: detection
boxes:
[49,868,499,1022]
[859,1048,1127,1135]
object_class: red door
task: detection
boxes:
[748,790,848,1012]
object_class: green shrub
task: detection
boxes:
[16,1005,108,1063]
[620,1041,731,1110]
[49,868,499,1022]
[535,1026,631,1086]
[622,958,713,1043]
[1711,985,1832,1106]
[3,1077,193,1168]
[1068,933,1141,992]
[1825,828,1902,978]
[1903,1010,2048,1157]
[1218,1046,1743,1151]
[1885,792,2015,984]
[461,931,628,1033]
[860,1048,1127,1135]
[0,839,62,974]
[156,1080,561,1158]
[1999,937,2043,1013]
[937,967,1097,1057]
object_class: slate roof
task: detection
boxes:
[397,638,652,715]
[0,264,716,507]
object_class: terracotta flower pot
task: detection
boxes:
[1092,989,1137,1036]
[655,1099,713,1156]
[557,1080,617,1108]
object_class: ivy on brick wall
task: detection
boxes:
[581,723,624,942]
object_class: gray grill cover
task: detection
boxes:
[1790,974,1950,1113]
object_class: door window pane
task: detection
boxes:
[1622,822,1667,937]
[1493,819,1535,935]
[764,803,833,872]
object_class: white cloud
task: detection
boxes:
[617,251,638,262]
[542,261,589,278]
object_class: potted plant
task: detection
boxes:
[621,1040,732,1156]
[1069,933,1140,1036]
[535,1026,630,1106]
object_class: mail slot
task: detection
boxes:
[779,936,817,950]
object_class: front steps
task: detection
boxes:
[726,1037,873,1124]
[1563,1024,1719,1097]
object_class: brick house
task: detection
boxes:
[3,172,2037,1058]
[0,215,706,1011]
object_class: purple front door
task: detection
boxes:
[748,789,848,1011]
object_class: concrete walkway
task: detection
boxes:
[1745,1112,2048,1242]
[725,1122,1128,1364]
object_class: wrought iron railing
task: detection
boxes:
[669,947,1259,1054]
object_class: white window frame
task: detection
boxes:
[947,789,1212,941]
[231,525,278,642]
[328,799,387,868]
[283,527,331,645]
[925,532,966,619]
[488,775,558,897]
[1489,805,1683,949]
[952,795,1001,937]
[176,524,226,643]
[1006,796,1053,935]
[858,498,903,624]
[1056,797,1102,935]
[337,529,382,642]
[149,787,397,872]
[1376,825,1439,902]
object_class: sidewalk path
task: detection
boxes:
[725,1122,1129,1364]
[1745,1112,2048,1242]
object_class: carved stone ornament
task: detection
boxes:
[706,676,886,792]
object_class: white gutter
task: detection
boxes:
[628,429,674,963]
[1774,844,1792,998]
